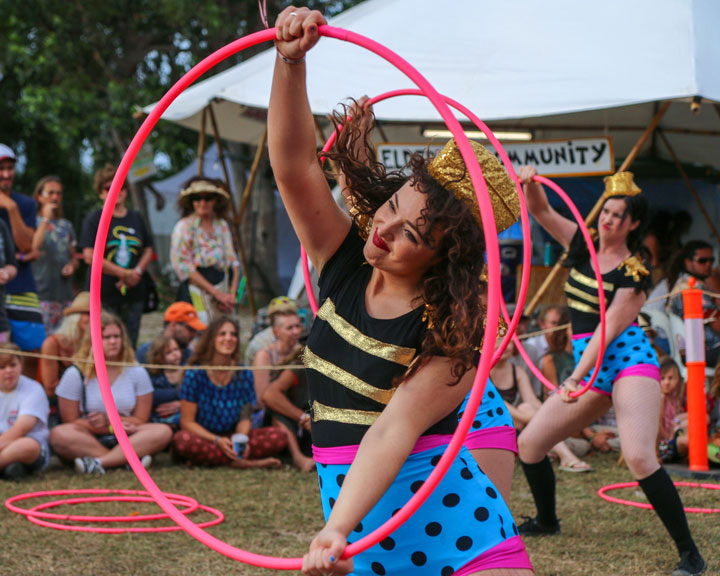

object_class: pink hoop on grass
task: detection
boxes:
[5,489,224,533]
[91,26,501,569]
[598,481,720,514]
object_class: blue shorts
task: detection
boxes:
[572,324,660,396]
[316,444,530,574]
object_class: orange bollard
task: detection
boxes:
[682,277,709,471]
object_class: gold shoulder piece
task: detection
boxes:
[620,256,649,283]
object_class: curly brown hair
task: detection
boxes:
[94,163,117,195]
[322,102,488,385]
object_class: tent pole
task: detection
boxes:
[659,130,720,246]
[524,100,672,315]
[236,126,267,225]
[197,107,208,176]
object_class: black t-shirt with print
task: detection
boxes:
[79,209,153,305]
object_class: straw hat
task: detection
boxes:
[178,180,230,201]
[64,292,90,316]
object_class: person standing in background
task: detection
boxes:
[79,164,153,348]
[31,176,78,334]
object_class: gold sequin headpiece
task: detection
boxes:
[428,139,520,233]
[603,171,641,199]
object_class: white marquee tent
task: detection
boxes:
[143,0,720,169]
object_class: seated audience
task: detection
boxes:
[521,304,564,398]
[539,306,573,398]
[0,345,50,480]
[244,296,299,366]
[146,334,183,427]
[38,292,90,425]
[172,315,287,469]
[50,312,173,474]
[666,240,720,365]
[658,358,688,463]
[136,301,205,364]
[494,338,591,472]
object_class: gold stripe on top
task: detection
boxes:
[317,299,416,367]
[567,298,599,315]
[569,268,614,292]
[312,400,380,426]
[304,347,395,405]
[564,281,600,304]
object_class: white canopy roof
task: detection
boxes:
[143,0,720,167]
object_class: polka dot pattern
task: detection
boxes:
[314,444,521,574]
[572,324,659,394]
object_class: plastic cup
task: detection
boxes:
[231,434,249,458]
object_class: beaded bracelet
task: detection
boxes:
[276,49,305,65]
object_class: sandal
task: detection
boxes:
[559,460,593,473]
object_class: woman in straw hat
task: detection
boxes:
[171,176,240,325]
[269,8,532,576]
[516,166,705,576]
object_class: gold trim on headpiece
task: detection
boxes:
[179,180,230,200]
[428,139,520,232]
[603,171,641,199]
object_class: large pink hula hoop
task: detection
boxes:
[5,489,224,533]
[598,481,720,514]
[302,88,533,365]
[91,26,500,569]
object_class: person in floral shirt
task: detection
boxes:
[171,177,240,324]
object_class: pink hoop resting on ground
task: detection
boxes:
[598,481,720,514]
[5,489,224,533]
[90,24,501,569]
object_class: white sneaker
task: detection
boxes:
[140,455,152,469]
[74,457,105,475]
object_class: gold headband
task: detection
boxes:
[428,139,520,233]
[179,180,230,200]
[603,171,641,199]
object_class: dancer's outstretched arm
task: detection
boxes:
[518,165,577,249]
[268,7,350,274]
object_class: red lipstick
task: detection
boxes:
[372,229,390,252]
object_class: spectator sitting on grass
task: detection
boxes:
[243,296,300,366]
[172,315,287,469]
[146,334,183,428]
[50,311,173,474]
[0,344,50,480]
[136,301,206,365]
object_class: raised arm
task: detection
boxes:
[267,7,350,274]
[517,165,577,249]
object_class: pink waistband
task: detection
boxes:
[465,427,518,454]
[313,429,518,465]
[572,322,639,341]
[313,434,450,465]
[454,536,532,575]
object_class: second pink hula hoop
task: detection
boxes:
[303,88,606,397]
[91,25,502,569]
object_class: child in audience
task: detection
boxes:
[0,344,50,480]
[147,334,183,427]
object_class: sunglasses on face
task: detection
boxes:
[192,193,217,202]
[694,257,715,265]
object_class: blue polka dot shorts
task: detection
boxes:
[572,324,660,396]
[316,444,522,575]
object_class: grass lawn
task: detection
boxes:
[1,451,718,575]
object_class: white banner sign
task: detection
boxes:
[376,137,613,177]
